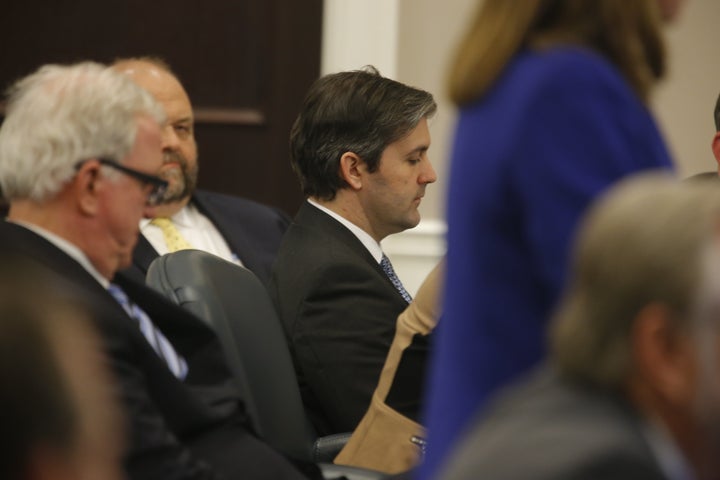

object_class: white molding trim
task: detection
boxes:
[321,0,399,77]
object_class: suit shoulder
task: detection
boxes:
[276,219,376,270]
[193,189,291,223]
[442,371,663,480]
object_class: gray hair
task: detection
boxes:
[0,61,165,202]
[551,172,720,389]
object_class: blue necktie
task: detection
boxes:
[108,283,188,379]
[381,254,412,304]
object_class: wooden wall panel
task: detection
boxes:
[0,0,322,215]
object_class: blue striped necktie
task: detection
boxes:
[381,254,412,304]
[108,283,188,379]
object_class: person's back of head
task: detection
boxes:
[448,0,671,106]
[0,259,124,480]
[550,172,720,477]
[289,66,436,201]
[551,173,720,387]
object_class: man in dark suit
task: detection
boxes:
[112,57,290,286]
[439,174,720,480]
[270,67,438,436]
[0,62,310,480]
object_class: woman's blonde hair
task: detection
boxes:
[447,0,666,106]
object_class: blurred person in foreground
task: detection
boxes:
[420,1,682,477]
[0,62,311,480]
[0,259,124,480]
[439,173,720,480]
[112,57,291,286]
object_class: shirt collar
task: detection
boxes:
[307,199,383,263]
[10,220,109,288]
[640,415,696,480]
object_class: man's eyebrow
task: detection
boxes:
[405,145,429,156]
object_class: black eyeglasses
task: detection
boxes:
[76,158,168,206]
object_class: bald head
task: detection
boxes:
[112,58,198,211]
[113,60,191,115]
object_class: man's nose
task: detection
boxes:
[420,158,437,184]
[161,124,180,151]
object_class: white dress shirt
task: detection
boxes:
[641,417,695,480]
[307,199,383,263]
[141,203,242,266]
[12,220,109,288]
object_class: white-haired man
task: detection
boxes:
[0,62,311,480]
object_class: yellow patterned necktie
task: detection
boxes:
[150,217,193,252]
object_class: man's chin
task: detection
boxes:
[394,218,420,235]
[159,166,184,187]
[161,186,193,205]
[161,179,188,200]
[406,211,422,229]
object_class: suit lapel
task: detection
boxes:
[133,234,160,273]
[114,271,217,354]
[0,221,139,325]
[0,222,101,289]
[0,221,215,357]
[295,202,391,283]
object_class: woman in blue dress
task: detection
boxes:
[420,1,684,478]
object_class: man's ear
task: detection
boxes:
[632,303,696,407]
[73,161,101,216]
[339,152,364,191]
[712,132,720,174]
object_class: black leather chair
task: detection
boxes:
[146,250,387,480]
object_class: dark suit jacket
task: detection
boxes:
[269,202,430,436]
[440,367,670,480]
[0,221,308,480]
[123,189,291,286]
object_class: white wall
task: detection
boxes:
[321,0,400,78]
[653,0,720,176]
[321,0,720,294]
